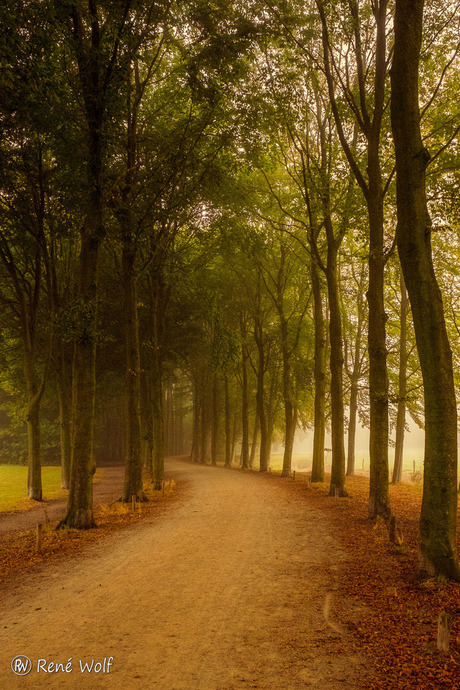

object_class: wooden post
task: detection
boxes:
[437,612,451,652]
[413,460,415,476]
[132,495,136,511]
[169,477,172,488]
[162,481,165,497]
[36,523,43,553]
[293,470,296,481]
[362,458,364,470]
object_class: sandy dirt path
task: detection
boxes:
[0,459,371,689]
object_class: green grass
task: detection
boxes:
[0,465,67,513]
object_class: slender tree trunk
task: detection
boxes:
[249,413,259,469]
[121,242,145,501]
[254,319,268,472]
[325,241,347,496]
[277,263,296,478]
[152,354,164,490]
[367,191,391,519]
[224,375,231,467]
[347,377,358,476]
[392,272,408,484]
[346,270,364,477]
[57,345,72,490]
[240,322,250,469]
[211,374,218,466]
[191,375,201,462]
[23,345,43,501]
[140,365,153,477]
[311,253,326,482]
[391,0,460,579]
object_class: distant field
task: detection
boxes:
[0,466,67,513]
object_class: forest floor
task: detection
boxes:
[0,458,459,689]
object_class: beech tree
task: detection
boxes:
[391,0,460,579]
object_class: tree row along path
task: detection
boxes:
[0,459,373,689]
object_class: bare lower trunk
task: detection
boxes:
[224,375,231,467]
[152,361,164,491]
[211,374,218,466]
[122,243,144,501]
[392,272,407,485]
[311,253,326,482]
[249,413,259,469]
[326,246,347,497]
[241,325,250,469]
[23,348,43,501]
[192,376,201,462]
[59,233,99,530]
[57,345,72,490]
[367,194,390,520]
[347,379,358,476]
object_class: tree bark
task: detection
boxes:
[392,271,408,485]
[56,345,72,490]
[121,241,145,501]
[311,248,326,482]
[224,375,232,467]
[325,235,347,496]
[59,233,99,529]
[240,321,250,469]
[211,374,219,466]
[249,412,259,469]
[391,0,460,579]
[254,315,269,472]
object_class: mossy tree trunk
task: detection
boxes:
[391,0,460,579]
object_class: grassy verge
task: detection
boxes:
[0,465,68,513]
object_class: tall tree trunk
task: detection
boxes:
[121,242,144,501]
[391,0,460,579]
[254,318,269,472]
[152,354,164,490]
[57,345,72,490]
[140,365,153,477]
[240,321,250,469]
[325,238,347,496]
[367,191,390,519]
[211,374,219,466]
[249,412,259,469]
[311,251,326,482]
[60,234,99,529]
[346,266,365,477]
[191,375,201,462]
[392,271,408,485]
[347,377,358,476]
[276,256,296,478]
[23,345,43,501]
[224,375,231,467]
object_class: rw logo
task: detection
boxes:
[11,656,32,676]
